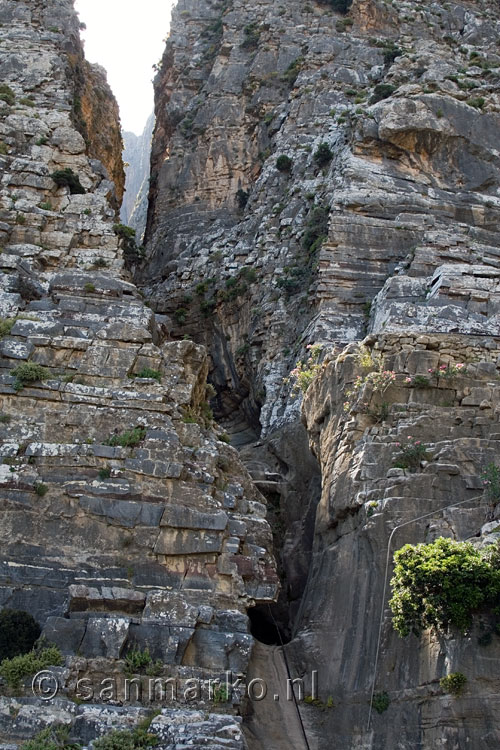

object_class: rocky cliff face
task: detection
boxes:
[121,113,154,241]
[140,0,500,746]
[0,2,277,747]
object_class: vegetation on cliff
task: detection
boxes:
[390,538,500,636]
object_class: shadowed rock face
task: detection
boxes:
[0,2,277,747]
[140,0,500,746]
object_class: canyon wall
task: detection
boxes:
[0,1,276,747]
[141,0,500,747]
[121,113,154,241]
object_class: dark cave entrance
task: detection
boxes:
[248,604,291,646]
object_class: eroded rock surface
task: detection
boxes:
[0,2,277,747]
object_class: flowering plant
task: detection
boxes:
[287,344,323,395]
[343,370,396,413]
[392,436,431,472]
[428,363,466,379]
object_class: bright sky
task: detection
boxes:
[74,0,175,135]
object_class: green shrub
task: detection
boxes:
[39,201,53,211]
[51,169,85,195]
[134,368,162,382]
[83,283,95,293]
[276,155,293,172]
[440,672,467,697]
[0,609,41,661]
[281,57,304,86]
[0,84,15,106]
[93,728,157,750]
[106,426,147,448]
[467,96,485,110]
[390,538,500,636]
[240,22,260,50]
[98,467,111,480]
[313,142,333,167]
[36,136,48,146]
[370,83,397,104]
[382,43,401,65]
[404,374,431,388]
[482,462,500,502]
[123,647,152,675]
[11,362,48,389]
[0,140,8,154]
[0,317,15,338]
[34,482,48,497]
[19,97,35,107]
[92,257,108,269]
[236,188,249,209]
[372,691,390,713]
[173,308,187,325]
[302,204,329,253]
[20,724,81,750]
[0,413,11,423]
[0,645,63,689]
[113,224,145,266]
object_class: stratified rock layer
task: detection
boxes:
[0,2,277,747]
[142,0,500,747]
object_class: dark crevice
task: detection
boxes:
[248,604,290,646]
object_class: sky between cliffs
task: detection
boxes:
[74,0,175,135]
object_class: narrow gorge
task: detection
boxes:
[0,0,499,748]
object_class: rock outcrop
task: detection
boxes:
[0,1,277,747]
[121,113,154,241]
[139,0,500,746]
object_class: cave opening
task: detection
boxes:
[248,604,291,646]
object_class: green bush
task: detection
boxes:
[98,467,111,480]
[370,83,397,104]
[482,462,500,502]
[0,84,15,106]
[84,282,95,293]
[0,609,41,662]
[372,691,390,713]
[51,169,85,195]
[276,155,293,172]
[21,725,80,750]
[106,426,147,448]
[0,645,63,688]
[236,188,249,209]
[467,96,485,110]
[173,308,187,325]
[281,57,304,86]
[124,647,152,675]
[34,482,48,497]
[134,368,162,382]
[313,142,333,167]
[113,224,145,266]
[302,204,329,253]
[0,317,15,338]
[390,538,500,636]
[11,362,48,390]
[0,140,8,154]
[93,728,157,750]
[440,672,467,697]
[240,23,260,50]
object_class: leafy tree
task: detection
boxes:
[390,538,500,636]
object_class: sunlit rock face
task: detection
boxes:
[142,0,500,747]
[0,1,277,747]
[121,113,155,241]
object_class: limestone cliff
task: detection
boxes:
[141,0,500,746]
[0,1,276,748]
[122,113,154,241]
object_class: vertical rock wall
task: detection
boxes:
[0,1,277,747]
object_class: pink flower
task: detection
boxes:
[405,377,412,383]
[428,368,433,373]
[407,436,412,440]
